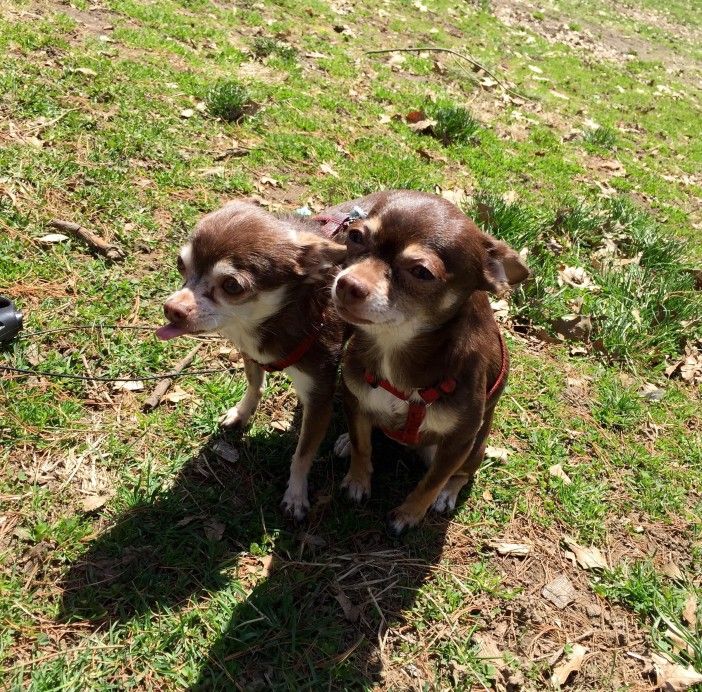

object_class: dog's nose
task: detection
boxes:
[164,300,190,323]
[336,274,370,303]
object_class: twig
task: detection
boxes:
[143,344,202,411]
[213,146,251,161]
[365,46,532,101]
[48,219,126,261]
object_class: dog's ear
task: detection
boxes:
[296,232,347,280]
[480,234,529,294]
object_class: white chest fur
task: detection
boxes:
[347,374,459,438]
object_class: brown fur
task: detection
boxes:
[160,196,383,520]
[332,190,529,533]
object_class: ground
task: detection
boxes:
[1,0,702,689]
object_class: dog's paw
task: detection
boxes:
[386,506,423,536]
[281,486,310,522]
[333,432,352,458]
[341,472,371,502]
[219,406,251,429]
[431,488,459,514]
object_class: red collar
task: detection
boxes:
[363,331,508,446]
[253,322,322,372]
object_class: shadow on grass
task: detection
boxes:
[59,415,456,688]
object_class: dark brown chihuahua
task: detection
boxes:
[331,190,529,534]
[157,196,385,520]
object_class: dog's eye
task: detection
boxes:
[409,265,435,281]
[347,229,364,245]
[177,256,185,273]
[222,278,244,295]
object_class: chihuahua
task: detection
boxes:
[157,196,383,520]
[331,190,529,533]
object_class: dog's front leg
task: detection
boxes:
[219,356,266,429]
[281,383,334,521]
[340,380,374,502]
[387,400,485,535]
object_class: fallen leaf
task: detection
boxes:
[549,464,572,485]
[259,175,280,187]
[259,554,274,577]
[652,653,702,691]
[417,147,448,163]
[163,385,192,403]
[487,540,531,556]
[204,519,225,541]
[502,190,519,205]
[407,118,436,133]
[639,382,665,402]
[490,298,509,320]
[38,233,69,244]
[198,166,226,177]
[270,419,292,432]
[550,90,570,100]
[180,108,195,118]
[378,114,392,124]
[438,187,468,207]
[113,380,145,392]
[563,536,608,570]
[542,574,576,609]
[557,266,598,290]
[387,53,406,67]
[80,494,110,513]
[682,594,697,627]
[473,632,502,662]
[319,162,339,178]
[300,532,327,548]
[480,76,498,89]
[69,67,97,77]
[527,64,543,74]
[334,587,360,622]
[212,440,239,464]
[662,561,684,580]
[551,643,588,686]
[175,515,200,527]
[485,446,510,462]
[304,51,329,59]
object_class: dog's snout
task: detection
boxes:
[164,299,191,323]
[336,274,370,303]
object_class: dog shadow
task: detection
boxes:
[59,416,456,688]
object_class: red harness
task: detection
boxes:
[363,331,508,446]
[253,322,322,373]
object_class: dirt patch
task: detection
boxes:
[493,0,702,83]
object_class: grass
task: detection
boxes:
[205,79,252,123]
[1,0,701,688]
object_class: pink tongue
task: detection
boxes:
[156,324,188,341]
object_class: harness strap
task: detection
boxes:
[253,322,322,373]
[363,330,508,446]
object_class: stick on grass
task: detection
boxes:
[48,219,126,261]
[143,344,202,412]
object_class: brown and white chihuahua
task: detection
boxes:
[331,190,529,534]
[157,196,383,520]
